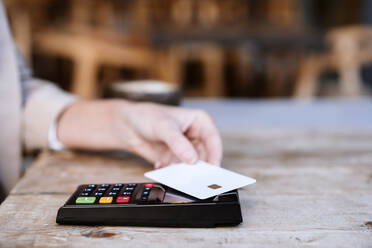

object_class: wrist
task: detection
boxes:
[110,99,143,152]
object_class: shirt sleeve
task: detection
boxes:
[17,50,78,151]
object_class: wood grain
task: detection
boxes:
[0,131,372,247]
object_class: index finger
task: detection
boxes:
[197,113,223,166]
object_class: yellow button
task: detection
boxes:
[99,197,113,204]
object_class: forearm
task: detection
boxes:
[57,99,131,151]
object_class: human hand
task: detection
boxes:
[57,100,222,168]
[114,101,222,168]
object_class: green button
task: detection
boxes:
[76,197,96,204]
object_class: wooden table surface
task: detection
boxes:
[0,130,371,247]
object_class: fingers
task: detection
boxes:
[154,150,180,169]
[132,141,179,167]
[129,104,221,168]
[195,112,223,166]
[154,154,180,169]
[157,122,199,164]
[191,139,208,162]
[204,133,222,166]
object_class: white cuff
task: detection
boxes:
[48,113,66,151]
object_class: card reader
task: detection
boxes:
[56,183,243,227]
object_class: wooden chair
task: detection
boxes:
[162,43,225,97]
[30,0,165,98]
[295,26,372,98]
[34,30,159,98]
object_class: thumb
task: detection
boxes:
[158,123,198,164]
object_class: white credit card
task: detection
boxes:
[144,160,256,199]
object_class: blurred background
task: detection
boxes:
[4,0,372,99]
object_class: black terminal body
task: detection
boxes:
[56,183,243,227]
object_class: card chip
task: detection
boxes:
[208,184,221,189]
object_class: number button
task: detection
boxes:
[108,192,118,196]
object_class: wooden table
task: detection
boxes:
[1,99,372,247]
[0,130,371,247]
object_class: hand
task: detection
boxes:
[57,100,222,168]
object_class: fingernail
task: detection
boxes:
[183,151,197,164]
[155,162,162,168]
[216,159,222,166]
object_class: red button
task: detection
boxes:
[145,183,153,188]
[116,196,130,203]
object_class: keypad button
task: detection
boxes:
[88,184,96,188]
[76,197,96,204]
[122,191,132,196]
[142,191,149,196]
[100,184,110,188]
[111,187,121,191]
[145,183,153,188]
[116,196,131,203]
[97,188,107,192]
[94,192,104,196]
[108,192,118,196]
[144,187,151,191]
[114,183,123,187]
[140,196,148,202]
[83,188,93,192]
[125,187,135,191]
[80,192,90,196]
[128,183,137,187]
[99,197,113,204]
